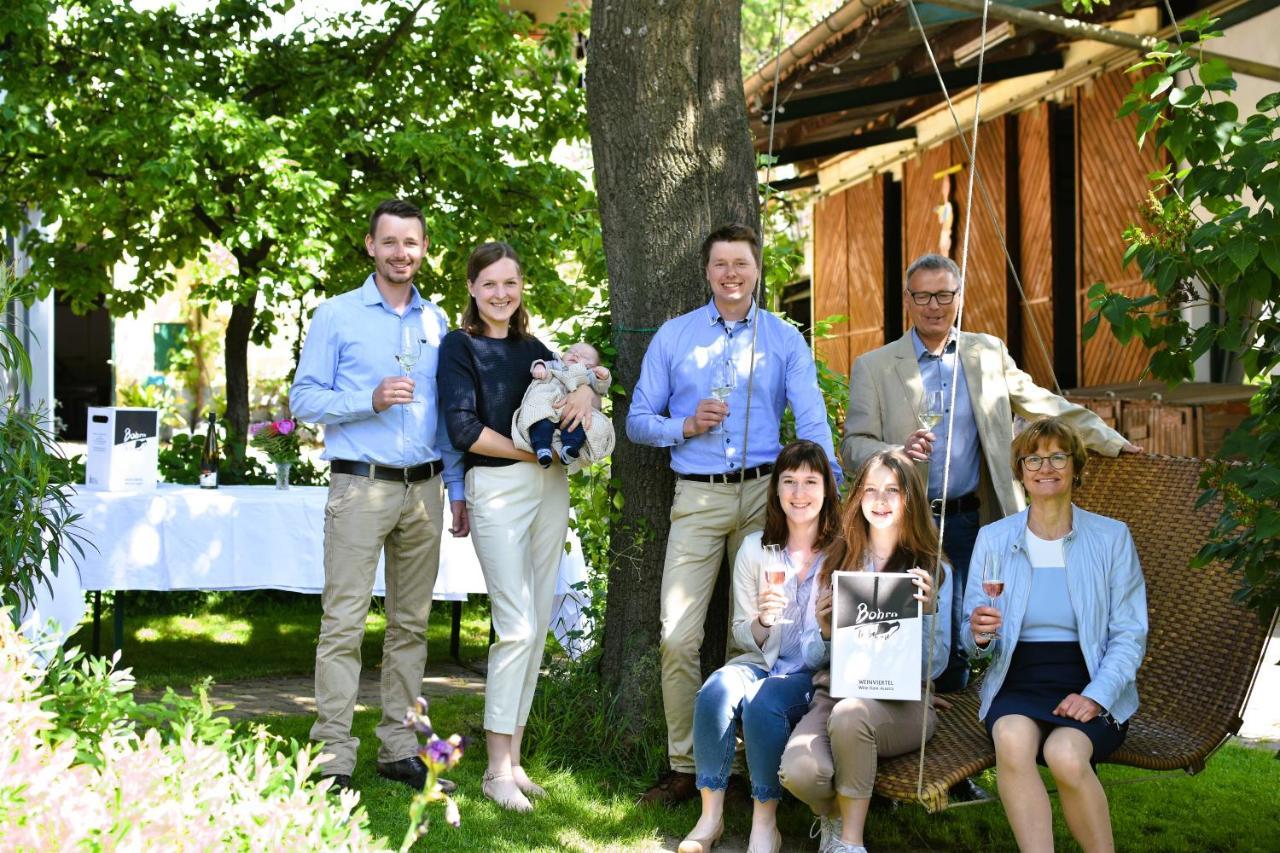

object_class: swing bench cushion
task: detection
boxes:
[873,455,1272,812]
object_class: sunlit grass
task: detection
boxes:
[65,593,490,691]
[252,697,1280,852]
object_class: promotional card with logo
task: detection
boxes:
[831,571,922,700]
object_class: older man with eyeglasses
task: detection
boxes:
[841,254,1141,712]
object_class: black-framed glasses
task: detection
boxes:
[906,289,958,306]
[1020,452,1071,471]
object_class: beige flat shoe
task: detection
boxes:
[511,766,547,799]
[746,827,782,853]
[481,770,533,813]
[677,819,723,853]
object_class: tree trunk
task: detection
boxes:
[223,293,258,460]
[587,1,760,735]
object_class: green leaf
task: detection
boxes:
[1198,57,1232,86]
[1257,92,1280,111]
[1081,312,1101,342]
[1260,241,1280,279]
[1225,237,1259,273]
[1169,85,1204,108]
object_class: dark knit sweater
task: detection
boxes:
[439,329,555,470]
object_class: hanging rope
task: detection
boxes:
[903,0,1063,397]
[732,0,790,526]
[903,0,991,804]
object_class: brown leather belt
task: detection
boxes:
[330,459,442,483]
[930,492,981,516]
[678,464,773,485]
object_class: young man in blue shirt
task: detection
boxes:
[628,223,842,804]
[291,199,465,794]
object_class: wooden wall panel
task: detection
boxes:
[843,178,885,367]
[903,143,960,262]
[954,123,1006,339]
[813,192,850,374]
[1018,103,1056,389]
[1078,70,1161,386]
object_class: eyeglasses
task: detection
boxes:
[906,289,958,306]
[1020,452,1071,471]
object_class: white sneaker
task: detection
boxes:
[829,842,867,853]
[810,814,846,852]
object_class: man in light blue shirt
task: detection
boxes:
[290,199,464,795]
[628,223,841,804]
[842,253,1140,697]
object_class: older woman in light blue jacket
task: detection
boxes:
[963,417,1147,853]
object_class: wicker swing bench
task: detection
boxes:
[874,454,1275,812]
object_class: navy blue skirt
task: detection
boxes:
[985,640,1127,766]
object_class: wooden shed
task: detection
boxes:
[747,0,1280,395]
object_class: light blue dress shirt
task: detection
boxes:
[912,328,980,500]
[626,300,842,481]
[771,553,822,676]
[290,275,464,502]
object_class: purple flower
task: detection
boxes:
[248,422,267,437]
[276,419,295,435]
[423,737,452,768]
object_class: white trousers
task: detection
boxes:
[466,462,570,734]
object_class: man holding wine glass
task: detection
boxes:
[290,199,466,796]
[628,224,842,806]
[841,253,1142,698]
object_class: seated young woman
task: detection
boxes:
[963,416,1148,853]
[778,448,950,853]
[677,440,843,853]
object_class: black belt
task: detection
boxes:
[678,464,773,485]
[931,492,981,516]
[330,459,442,483]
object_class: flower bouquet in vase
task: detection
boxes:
[249,418,302,489]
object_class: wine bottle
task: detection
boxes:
[199,412,219,489]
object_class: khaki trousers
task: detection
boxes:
[466,462,569,734]
[779,687,936,813]
[311,472,444,775]
[660,477,769,773]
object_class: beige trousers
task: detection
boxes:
[466,462,569,734]
[779,687,936,813]
[311,472,444,775]
[660,477,769,773]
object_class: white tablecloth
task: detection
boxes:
[66,485,591,624]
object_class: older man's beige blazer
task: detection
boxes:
[840,330,1127,524]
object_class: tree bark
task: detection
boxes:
[223,293,258,460]
[587,1,760,735]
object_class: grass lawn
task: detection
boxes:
[254,696,1280,852]
[63,592,492,690]
[73,594,1280,850]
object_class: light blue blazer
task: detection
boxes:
[961,505,1148,723]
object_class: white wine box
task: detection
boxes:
[84,407,159,491]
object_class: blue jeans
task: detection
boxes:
[934,507,981,693]
[692,663,813,802]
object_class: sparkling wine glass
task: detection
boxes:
[978,552,1004,642]
[919,389,945,432]
[396,325,422,403]
[760,544,792,625]
[709,358,737,435]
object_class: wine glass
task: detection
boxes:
[396,325,422,403]
[978,552,1004,642]
[919,389,945,432]
[709,358,737,435]
[760,544,792,625]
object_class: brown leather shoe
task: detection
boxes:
[638,770,698,806]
